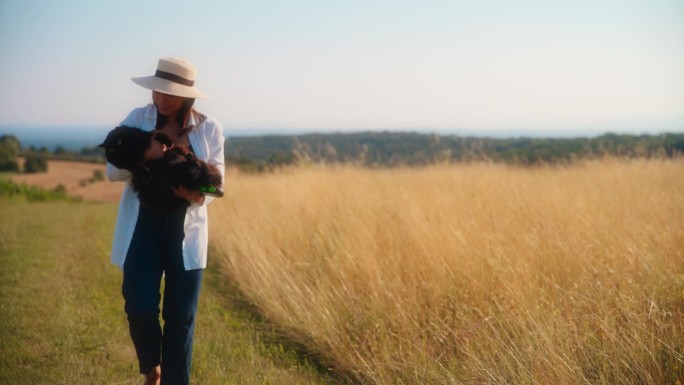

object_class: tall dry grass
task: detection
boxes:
[210,159,684,384]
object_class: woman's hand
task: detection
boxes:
[173,186,205,204]
[144,139,168,161]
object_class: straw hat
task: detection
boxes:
[131,57,207,98]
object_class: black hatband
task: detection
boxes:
[155,70,194,86]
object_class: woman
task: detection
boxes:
[106,57,224,385]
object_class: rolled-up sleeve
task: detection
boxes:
[106,163,132,182]
[193,119,225,207]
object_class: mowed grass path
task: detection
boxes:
[0,197,342,385]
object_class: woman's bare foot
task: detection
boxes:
[144,365,161,385]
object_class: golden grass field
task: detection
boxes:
[209,159,684,384]
[8,158,682,383]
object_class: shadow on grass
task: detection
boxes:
[200,251,354,385]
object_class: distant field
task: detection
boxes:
[210,159,684,384]
[10,159,123,202]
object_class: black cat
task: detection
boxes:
[98,126,223,212]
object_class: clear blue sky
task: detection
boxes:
[1,0,682,136]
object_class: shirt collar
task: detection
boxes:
[186,109,198,130]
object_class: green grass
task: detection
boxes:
[0,196,344,384]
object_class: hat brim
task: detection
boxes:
[131,76,208,99]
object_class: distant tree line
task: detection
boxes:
[21,144,105,164]
[3,132,684,174]
[226,132,684,170]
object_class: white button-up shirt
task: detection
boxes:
[106,104,225,270]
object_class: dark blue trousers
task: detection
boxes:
[122,204,203,385]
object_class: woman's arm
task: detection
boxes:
[185,119,225,207]
[202,119,225,206]
[206,121,225,174]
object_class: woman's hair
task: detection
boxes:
[155,97,196,137]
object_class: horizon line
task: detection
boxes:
[1,125,682,141]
